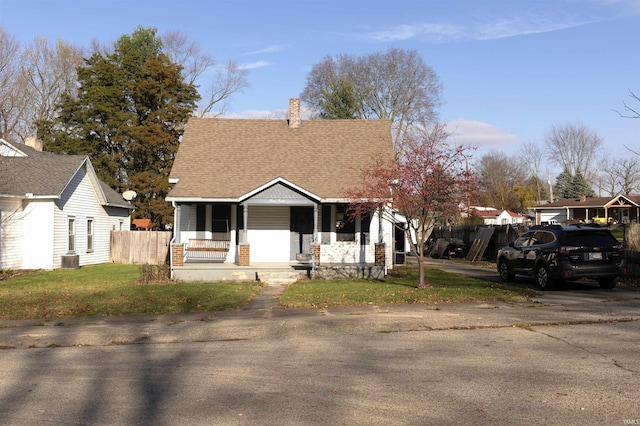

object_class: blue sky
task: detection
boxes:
[1,0,638,174]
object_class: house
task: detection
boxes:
[166,99,397,281]
[534,195,640,225]
[0,138,133,270]
[474,208,528,226]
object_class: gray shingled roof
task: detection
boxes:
[536,195,640,209]
[0,139,132,209]
[167,117,395,200]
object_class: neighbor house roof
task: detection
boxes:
[475,209,527,219]
[0,138,132,209]
[535,195,640,209]
[167,117,395,201]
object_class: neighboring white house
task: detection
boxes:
[166,99,397,280]
[474,208,528,226]
[0,138,133,270]
[534,195,640,225]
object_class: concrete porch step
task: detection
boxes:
[256,269,308,285]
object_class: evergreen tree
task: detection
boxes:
[555,166,573,198]
[569,169,596,198]
[39,26,199,229]
[318,78,361,119]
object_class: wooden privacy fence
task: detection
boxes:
[110,231,172,265]
[431,225,521,261]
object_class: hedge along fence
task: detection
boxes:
[626,223,640,251]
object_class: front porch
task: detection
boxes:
[171,261,385,283]
[168,183,395,281]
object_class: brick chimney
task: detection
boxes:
[288,98,301,128]
[25,137,43,151]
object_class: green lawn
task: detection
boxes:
[281,265,534,308]
[0,264,263,320]
[0,263,534,320]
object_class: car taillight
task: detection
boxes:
[559,246,579,254]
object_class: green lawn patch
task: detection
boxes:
[280,265,534,308]
[1,263,534,320]
[0,264,263,320]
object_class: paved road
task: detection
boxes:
[0,259,638,425]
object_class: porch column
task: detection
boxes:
[242,203,248,243]
[239,203,250,266]
[313,204,318,243]
[378,206,384,243]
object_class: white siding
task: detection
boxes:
[22,200,55,269]
[247,205,290,262]
[53,164,129,268]
[0,199,24,270]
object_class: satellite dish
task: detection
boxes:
[122,190,137,201]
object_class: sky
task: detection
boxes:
[1,0,639,176]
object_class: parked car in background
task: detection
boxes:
[497,224,626,290]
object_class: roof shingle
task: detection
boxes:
[167,118,394,200]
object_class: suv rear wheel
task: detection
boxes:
[536,263,556,291]
[597,277,617,289]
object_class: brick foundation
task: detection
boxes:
[171,243,184,267]
[310,243,320,266]
[375,243,386,266]
[239,243,250,266]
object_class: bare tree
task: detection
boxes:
[302,48,443,154]
[475,150,530,212]
[21,37,83,138]
[519,141,546,203]
[599,156,640,196]
[614,90,640,156]
[162,31,249,117]
[616,89,640,119]
[0,26,27,142]
[617,157,640,195]
[543,122,603,184]
[0,28,83,143]
[599,157,619,196]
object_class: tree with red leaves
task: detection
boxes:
[347,123,474,288]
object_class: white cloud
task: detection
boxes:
[240,61,272,70]
[475,17,594,41]
[222,105,314,120]
[364,13,596,43]
[446,119,518,151]
[367,23,462,42]
[243,44,285,56]
[224,109,280,119]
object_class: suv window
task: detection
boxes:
[562,230,619,247]
[514,232,535,246]
[533,231,556,244]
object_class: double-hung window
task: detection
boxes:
[68,217,76,253]
[87,218,94,252]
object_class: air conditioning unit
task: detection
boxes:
[61,255,79,269]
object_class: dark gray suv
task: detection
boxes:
[497,224,626,290]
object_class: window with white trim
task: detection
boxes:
[68,217,76,253]
[87,218,94,252]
